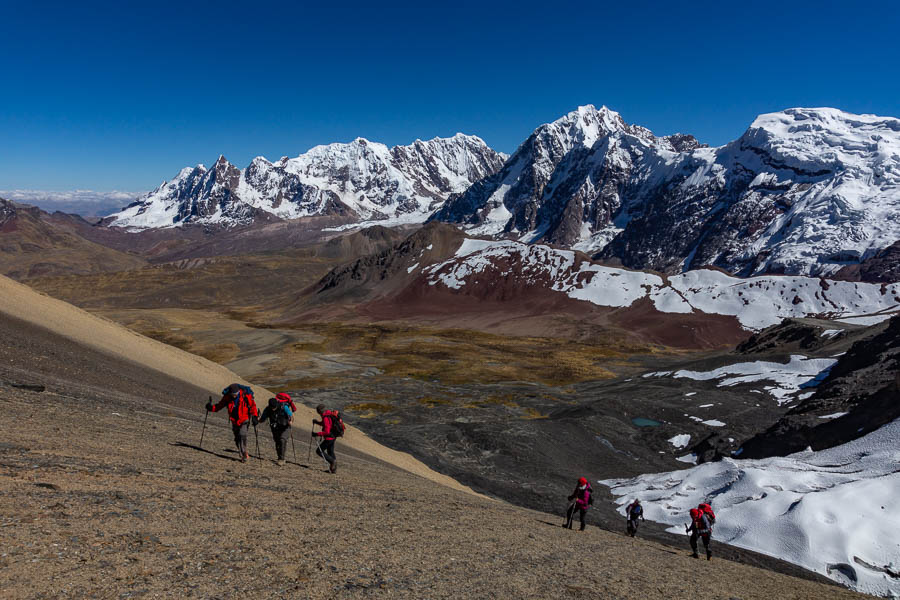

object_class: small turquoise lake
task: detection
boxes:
[631,417,663,427]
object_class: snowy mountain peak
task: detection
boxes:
[108,134,505,229]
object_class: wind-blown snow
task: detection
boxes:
[600,418,900,596]
[642,355,838,404]
[424,239,900,330]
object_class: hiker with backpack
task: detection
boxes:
[625,498,645,537]
[687,503,715,560]
[206,383,259,463]
[311,404,344,473]
[563,477,593,531]
[258,397,293,465]
[275,392,297,412]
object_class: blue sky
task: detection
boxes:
[2,0,899,193]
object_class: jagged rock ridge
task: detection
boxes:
[108,135,506,229]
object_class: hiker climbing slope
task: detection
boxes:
[259,397,293,465]
[625,498,645,537]
[564,477,593,531]
[312,404,344,474]
[687,506,714,560]
[207,383,258,462]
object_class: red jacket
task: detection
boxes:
[314,410,338,440]
[212,390,258,426]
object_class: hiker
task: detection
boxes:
[312,404,343,473]
[564,477,593,530]
[206,383,258,462]
[259,397,293,465]
[687,507,713,560]
[625,498,645,537]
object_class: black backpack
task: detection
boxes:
[274,403,291,428]
[327,411,345,437]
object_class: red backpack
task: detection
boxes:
[698,503,716,525]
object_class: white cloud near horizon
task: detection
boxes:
[0,189,144,217]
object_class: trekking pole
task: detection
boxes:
[253,423,261,460]
[200,396,211,449]
[307,432,313,463]
[315,438,329,469]
[290,429,297,462]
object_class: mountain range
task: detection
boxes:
[105,105,900,280]
[107,135,506,229]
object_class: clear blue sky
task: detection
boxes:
[2,0,899,192]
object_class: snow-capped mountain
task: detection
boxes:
[432,105,900,277]
[108,135,505,229]
[431,105,704,250]
[423,238,900,330]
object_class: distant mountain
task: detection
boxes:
[0,198,146,278]
[432,105,900,278]
[107,135,505,229]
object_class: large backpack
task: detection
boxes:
[628,503,643,519]
[327,410,345,437]
[274,403,291,428]
[698,502,716,525]
[223,385,254,420]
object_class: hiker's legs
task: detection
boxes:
[628,518,638,536]
[273,426,289,460]
[690,531,699,556]
[316,438,336,465]
[578,507,587,531]
[232,423,249,456]
[702,533,711,559]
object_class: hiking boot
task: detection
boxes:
[243,452,250,462]
[707,552,712,561]
[277,459,285,466]
[329,461,337,474]
[691,553,699,559]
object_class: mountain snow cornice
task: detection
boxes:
[108,134,506,229]
[432,105,900,277]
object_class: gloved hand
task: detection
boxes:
[205,401,213,411]
[251,416,259,426]
[567,495,574,501]
[311,431,317,437]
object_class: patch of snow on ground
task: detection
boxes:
[821,329,844,338]
[646,355,837,405]
[407,263,419,273]
[668,434,691,449]
[702,419,725,427]
[600,418,900,596]
[698,403,714,408]
[675,453,698,464]
[818,412,849,420]
[684,392,697,397]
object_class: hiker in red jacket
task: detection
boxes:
[312,404,340,473]
[687,507,713,560]
[207,383,258,462]
[564,477,593,530]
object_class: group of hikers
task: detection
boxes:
[564,478,716,560]
[204,383,343,473]
[205,384,716,556]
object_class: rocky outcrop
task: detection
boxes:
[739,316,900,458]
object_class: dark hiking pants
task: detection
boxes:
[690,531,711,557]
[316,438,336,465]
[232,423,249,456]
[566,504,586,530]
[627,518,640,536]
[271,425,290,460]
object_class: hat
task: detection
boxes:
[578,477,588,486]
[690,508,701,520]
[228,383,241,394]
[275,392,291,403]
[268,398,278,409]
